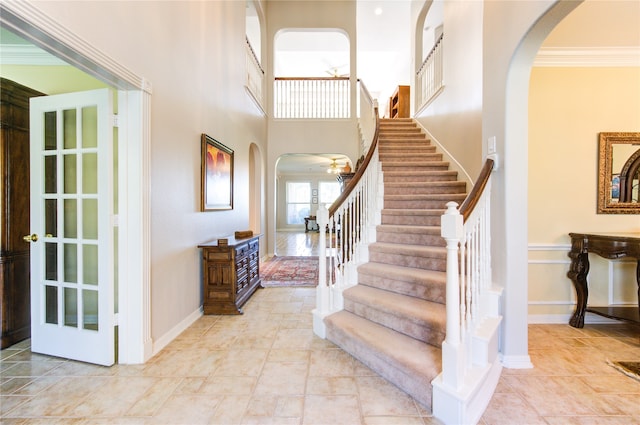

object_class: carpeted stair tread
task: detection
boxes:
[369,242,446,258]
[379,153,442,161]
[382,208,445,216]
[384,194,466,210]
[343,285,446,345]
[377,224,440,235]
[382,161,450,170]
[385,181,466,195]
[357,262,446,303]
[385,193,466,202]
[325,311,441,409]
[381,209,444,226]
[376,224,445,246]
[384,170,458,182]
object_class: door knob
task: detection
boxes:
[23,234,38,243]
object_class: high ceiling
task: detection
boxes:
[1,0,638,175]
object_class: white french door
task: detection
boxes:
[29,89,115,366]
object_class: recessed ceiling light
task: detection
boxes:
[374,7,383,16]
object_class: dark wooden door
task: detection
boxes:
[0,78,44,349]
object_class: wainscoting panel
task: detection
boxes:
[527,243,637,324]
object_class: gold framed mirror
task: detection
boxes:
[597,132,640,214]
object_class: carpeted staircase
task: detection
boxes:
[324,118,467,410]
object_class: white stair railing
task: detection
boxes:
[432,158,504,425]
[313,81,382,338]
[416,33,444,110]
[245,37,264,110]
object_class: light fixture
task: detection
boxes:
[327,159,341,174]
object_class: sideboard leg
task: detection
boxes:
[568,250,589,328]
[636,260,639,316]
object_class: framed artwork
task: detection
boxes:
[312,189,318,196]
[201,134,234,211]
[312,197,318,204]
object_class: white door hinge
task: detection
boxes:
[112,114,119,128]
[111,214,119,227]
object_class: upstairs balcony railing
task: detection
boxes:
[416,33,444,110]
[274,77,350,119]
[245,37,264,110]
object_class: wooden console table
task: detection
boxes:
[567,232,640,328]
[198,235,261,314]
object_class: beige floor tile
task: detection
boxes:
[254,361,308,395]
[199,376,257,395]
[126,377,182,416]
[306,376,358,395]
[303,394,361,425]
[209,395,251,424]
[151,394,221,424]
[276,395,305,417]
[357,376,422,417]
[308,348,355,377]
[543,415,640,425]
[480,392,548,425]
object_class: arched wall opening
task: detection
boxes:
[249,143,265,254]
[497,0,582,366]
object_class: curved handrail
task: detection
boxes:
[328,81,380,216]
[459,158,495,222]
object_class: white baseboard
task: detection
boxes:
[152,306,203,357]
[500,354,533,369]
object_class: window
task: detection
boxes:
[319,181,341,205]
[286,182,310,225]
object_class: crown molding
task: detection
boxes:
[0,44,68,65]
[534,47,640,67]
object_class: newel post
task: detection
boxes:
[440,201,465,388]
[312,205,330,338]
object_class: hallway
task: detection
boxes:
[275,231,321,257]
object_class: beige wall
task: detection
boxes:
[412,0,484,181]
[528,66,640,321]
[30,0,269,343]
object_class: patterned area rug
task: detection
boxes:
[260,256,318,287]
[608,361,640,382]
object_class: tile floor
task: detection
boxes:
[275,231,321,257]
[1,232,639,424]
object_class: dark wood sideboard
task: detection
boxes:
[567,232,640,328]
[198,235,261,314]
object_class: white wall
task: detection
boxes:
[31,1,268,344]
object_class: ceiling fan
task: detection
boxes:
[324,63,349,78]
[326,158,343,174]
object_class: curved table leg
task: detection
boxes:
[637,260,639,316]
[567,250,589,328]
